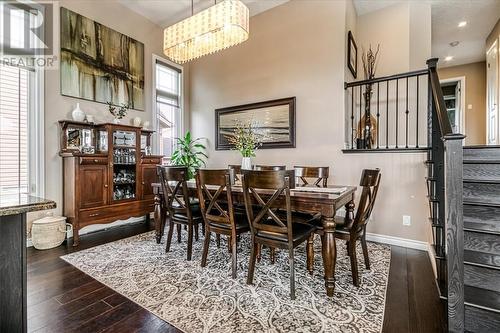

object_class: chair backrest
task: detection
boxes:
[241,170,294,244]
[351,169,381,232]
[294,166,329,187]
[254,165,286,171]
[157,166,193,220]
[196,169,237,232]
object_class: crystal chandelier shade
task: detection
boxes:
[163,0,249,64]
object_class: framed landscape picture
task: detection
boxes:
[60,7,145,110]
[347,30,357,79]
[215,97,296,150]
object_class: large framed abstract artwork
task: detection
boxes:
[215,97,296,150]
[60,7,145,110]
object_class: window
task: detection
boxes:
[154,58,183,158]
[0,3,44,196]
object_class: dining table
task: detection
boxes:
[151,181,357,297]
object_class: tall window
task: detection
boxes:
[154,59,182,157]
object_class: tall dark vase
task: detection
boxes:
[362,85,373,149]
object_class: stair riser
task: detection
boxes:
[464,231,500,255]
[465,265,500,293]
[464,205,500,224]
[464,164,500,181]
[465,305,500,333]
[464,183,500,204]
[464,148,500,160]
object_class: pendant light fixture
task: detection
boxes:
[163,0,249,64]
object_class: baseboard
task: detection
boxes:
[366,232,429,251]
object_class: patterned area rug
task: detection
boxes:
[61,231,391,333]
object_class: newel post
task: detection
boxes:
[443,134,465,333]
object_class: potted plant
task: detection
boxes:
[171,131,207,179]
[225,122,263,170]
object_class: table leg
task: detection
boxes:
[154,193,163,244]
[321,215,337,297]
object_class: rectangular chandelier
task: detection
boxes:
[163,0,249,64]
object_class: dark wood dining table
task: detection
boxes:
[151,182,356,297]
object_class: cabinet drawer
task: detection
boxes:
[141,157,161,165]
[79,205,120,221]
[80,157,108,165]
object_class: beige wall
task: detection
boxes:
[189,0,431,242]
[439,62,487,145]
[487,18,500,50]
[36,0,169,224]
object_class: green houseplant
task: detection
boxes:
[171,131,207,179]
[225,122,263,170]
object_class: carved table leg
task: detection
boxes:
[154,192,163,244]
[321,216,337,296]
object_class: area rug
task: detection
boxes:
[61,231,391,333]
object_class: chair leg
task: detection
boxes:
[177,224,182,243]
[256,244,262,263]
[201,230,211,267]
[270,247,276,264]
[216,234,221,248]
[201,222,205,235]
[307,234,314,275]
[227,236,232,253]
[231,236,237,279]
[346,240,350,256]
[247,241,258,285]
[187,224,194,261]
[348,238,360,287]
[194,223,199,241]
[289,248,296,300]
[165,221,174,253]
[361,235,370,270]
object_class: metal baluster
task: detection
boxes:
[359,85,362,148]
[405,76,409,148]
[377,82,380,149]
[395,79,399,148]
[386,81,389,149]
[351,87,354,149]
[416,75,420,148]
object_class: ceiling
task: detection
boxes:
[119,0,289,28]
[354,0,500,68]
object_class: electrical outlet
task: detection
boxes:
[403,215,411,226]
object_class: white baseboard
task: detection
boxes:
[366,232,429,251]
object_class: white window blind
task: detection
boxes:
[0,63,30,195]
[155,60,182,158]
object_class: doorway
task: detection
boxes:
[440,78,465,134]
[486,40,499,145]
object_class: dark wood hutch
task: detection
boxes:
[59,121,163,246]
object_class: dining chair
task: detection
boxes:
[228,165,242,180]
[196,169,250,278]
[308,169,381,286]
[254,165,286,171]
[158,166,204,261]
[242,170,317,299]
[294,166,329,187]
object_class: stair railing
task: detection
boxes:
[427,58,465,332]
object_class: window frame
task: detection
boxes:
[151,54,184,159]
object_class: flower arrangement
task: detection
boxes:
[107,101,130,122]
[225,122,263,158]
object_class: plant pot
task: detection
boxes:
[241,157,252,170]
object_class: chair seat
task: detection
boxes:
[209,212,250,231]
[256,219,316,244]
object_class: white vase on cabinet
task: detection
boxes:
[71,103,85,122]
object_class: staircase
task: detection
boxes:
[462,146,500,332]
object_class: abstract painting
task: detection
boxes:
[215,97,296,150]
[60,7,144,110]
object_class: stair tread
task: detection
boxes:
[465,285,500,313]
[464,221,500,235]
[464,250,500,270]
[464,200,500,208]
[464,178,500,184]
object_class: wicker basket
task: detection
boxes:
[31,216,69,250]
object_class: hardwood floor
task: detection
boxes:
[27,221,446,333]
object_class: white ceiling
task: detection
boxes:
[354,0,500,68]
[119,0,289,28]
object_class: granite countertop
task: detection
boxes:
[0,194,56,216]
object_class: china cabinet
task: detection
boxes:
[59,121,163,246]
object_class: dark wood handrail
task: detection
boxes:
[344,69,428,88]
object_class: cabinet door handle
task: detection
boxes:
[89,213,100,217]
[94,159,99,163]
[142,182,145,185]
[104,184,108,188]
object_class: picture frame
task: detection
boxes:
[347,31,357,79]
[215,97,296,150]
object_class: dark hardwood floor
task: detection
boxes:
[27,221,446,333]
